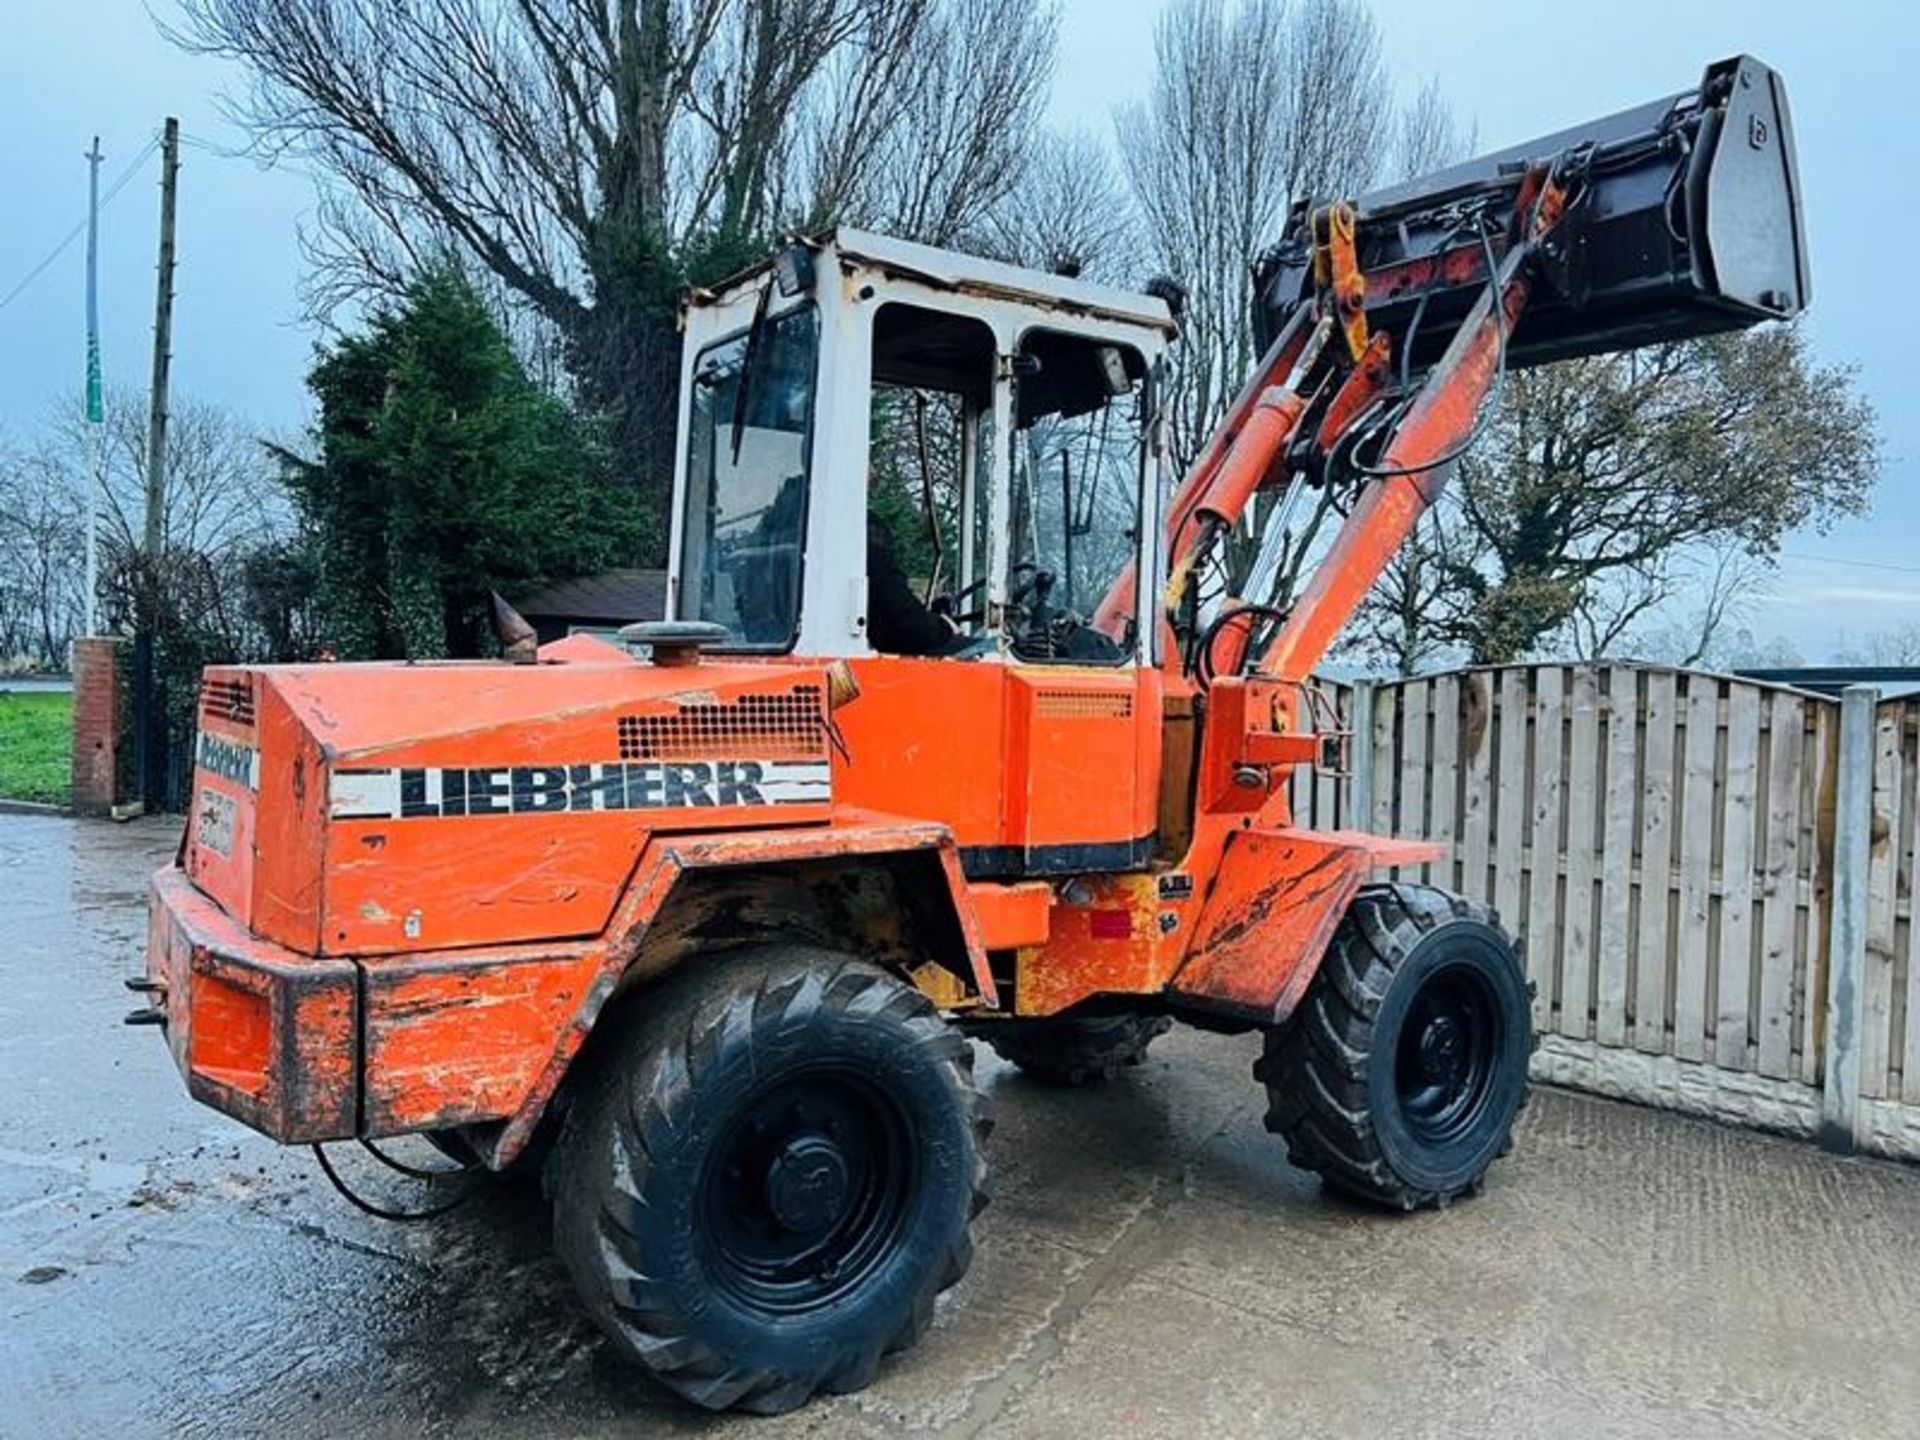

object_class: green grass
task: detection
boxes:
[0,692,72,806]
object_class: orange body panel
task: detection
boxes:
[831,658,1160,859]
[1014,872,1163,1016]
[831,658,1008,847]
[361,948,601,1134]
[149,867,358,1141]
[967,881,1053,949]
[1170,828,1398,1022]
[185,653,840,958]
[1001,668,1159,854]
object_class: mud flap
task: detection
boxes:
[1167,828,1443,1027]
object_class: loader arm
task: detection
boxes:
[1143,157,1574,687]
[1257,177,1566,683]
[1104,53,1806,697]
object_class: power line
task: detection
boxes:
[178,128,329,185]
[0,134,163,315]
[1778,550,1920,578]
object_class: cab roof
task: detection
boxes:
[690,227,1179,339]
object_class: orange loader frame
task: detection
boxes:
[140,156,1575,1172]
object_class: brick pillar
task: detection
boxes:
[71,637,130,817]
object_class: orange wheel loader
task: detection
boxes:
[134,57,1806,1413]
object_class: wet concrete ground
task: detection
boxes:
[4,812,1917,1438]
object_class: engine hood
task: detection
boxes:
[182,639,835,957]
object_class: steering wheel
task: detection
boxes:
[1003,565,1065,658]
[931,575,988,628]
[1006,561,1040,600]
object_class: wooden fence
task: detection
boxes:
[1288,663,1920,1162]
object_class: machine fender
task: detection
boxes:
[1168,827,1444,1027]
[485,815,997,1166]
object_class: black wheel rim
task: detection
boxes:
[699,1063,918,1315]
[1392,960,1502,1146]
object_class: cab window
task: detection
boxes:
[1008,331,1148,663]
[680,303,820,648]
[866,304,996,656]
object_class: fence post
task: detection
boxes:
[1820,684,1876,1154]
[1350,680,1376,833]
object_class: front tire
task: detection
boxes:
[547,948,989,1414]
[1257,884,1533,1210]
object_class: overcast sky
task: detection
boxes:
[2,0,1913,661]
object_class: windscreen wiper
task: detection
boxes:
[729,280,774,465]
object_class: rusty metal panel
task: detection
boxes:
[360,948,603,1134]
[149,867,358,1143]
[1169,828,1375,1024]
[1015,873,1161,1016]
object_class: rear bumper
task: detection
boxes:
[144,865,607,1151]
[144,866,359,1143]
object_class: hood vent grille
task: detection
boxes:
[200,677,256,727]
[1034,689,1132,720]
[618,686,825,761]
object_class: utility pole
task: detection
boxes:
[82,137,104,638]
[136,118,180,811]
[145,117,179,556]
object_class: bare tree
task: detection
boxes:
[32,387,286,578]
[1722,629,1805,669]
[976,129,1138,283]
[0,434,86,667]
[0,391,289,669]
[811,0,1056,247]
[1569,541,1769,666]
[1391,75,1476,181]
[1116,0,1391,468]
[1837,625,1920,667]
[167,0,1059,549]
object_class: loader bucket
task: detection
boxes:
[1255,55,1809,372]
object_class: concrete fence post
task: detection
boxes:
[1820,684,1876,1154]
[1349,680,1376,832]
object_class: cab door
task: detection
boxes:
[830,301,1164,880]
[995,325,1162,873]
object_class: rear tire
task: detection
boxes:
[1256,884,1533,1210]
[980,1014,1171,1086]
[546,948,990,1414]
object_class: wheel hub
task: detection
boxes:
[701,1065,919,1316]
[1418,1014,1465,1083]
[764,1135,851,1236]
[1393,962,1502,1147]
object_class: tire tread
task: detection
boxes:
[1257,884,1534,1211]
[548,948,989,1414]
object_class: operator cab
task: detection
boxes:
[667,229,1179,667]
